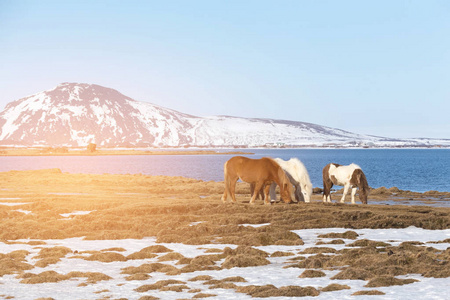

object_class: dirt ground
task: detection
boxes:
[0,169,449,298]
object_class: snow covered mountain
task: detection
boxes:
[0,83,448,148]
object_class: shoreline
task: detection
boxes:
[0,147,449,157]
[1,168,449,204]
[0,148,253,156]
[0,168,449,195]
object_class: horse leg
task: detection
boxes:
[263,184,272,205]
[221,188,228,203]
[251,183,266,200]
[250,183,256,199]
[222,178,229,203]
[222,175,238,204]
[222,162,231,203]
[250,181,263,205]
[269,182,277,202]
[259,187,265,200]
[351,187,357,204]
[340,183,350,203]
[229,178,238,203]
[323,179,333,203]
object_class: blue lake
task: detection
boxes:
[0,149,449,192]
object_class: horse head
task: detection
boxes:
[301,182,313,203]
[280,182,294,203]
[279,157,312,203]
[278,168,294,203]
[353,169,369,204]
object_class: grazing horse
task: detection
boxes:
[269,158,313,203]
[322,163,369,204]
[222,156,293,205]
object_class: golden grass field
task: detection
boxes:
[0,169,449,299]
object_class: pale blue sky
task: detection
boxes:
[1,0,449,138]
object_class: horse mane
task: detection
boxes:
[288,158,312,192]
[349,163,361,170]
[352,168,369,204]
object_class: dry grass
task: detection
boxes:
[137,296,159,300]
[346,239,391,247]
[365,275,419,287]
[320,283,351,292]
[270,251,295,257]
[236,285,320,297]
[125,245,171,260]
[285,253,333,269]
[67,271,112,283]
[0,250,33,276]
[316,239,345,245]
[330,267,373,280]
[222,254,270,269]
[134,279,186,292]
[85,251,128,262]
[34,246,72,259]
[19,271,69,284]
[206,282,238,290]
[318,230,359,239]
[18,270,112,284]
[299,269,326,278]
[0,169,449,298]
[203,276,247,289]
[192,293,216,298]
[157,252,185,262]
[1,170,448,244]
[189,275,214,281]
[125,273,151,281]
[34,257,61,268]
[352,290,385,296]
[300,247,337,254]
[121,263,180,276]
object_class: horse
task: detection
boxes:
[322,163,369,204]
[250,158,312,203]
[221,156,294,205]
[269,158,313,203]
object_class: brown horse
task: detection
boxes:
[221,156,293,204]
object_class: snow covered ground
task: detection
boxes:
[1,226,448,300]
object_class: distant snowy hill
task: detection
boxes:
[0,83,448,147]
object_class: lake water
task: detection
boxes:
[0,149,449,192]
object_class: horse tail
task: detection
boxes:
[224,160,235,189]
[222,161,230,201]
[322,163,333,200]
[353,168,369,204]
[223,160,228,178]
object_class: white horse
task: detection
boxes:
[322,163,369,204]
[269,158,313,203]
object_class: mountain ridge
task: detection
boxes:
[0,83,448,148]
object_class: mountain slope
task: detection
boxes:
[0,83,448,147]
[0,83,199,147]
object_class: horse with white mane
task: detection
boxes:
[269,158,312,203]
[322,163,369,204]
